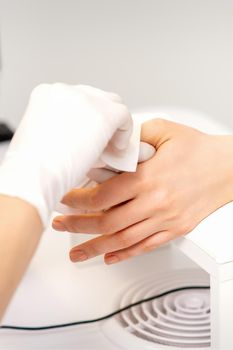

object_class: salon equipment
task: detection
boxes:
[0,108,233,350]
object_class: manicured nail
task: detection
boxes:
[61,196,67,204]
[70,250,88,262]
[52,219,66,231]
[105,254,119,265]
[61,194,72,205]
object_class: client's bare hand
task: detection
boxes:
[52,119,233,264]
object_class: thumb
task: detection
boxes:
[141,118,177,149]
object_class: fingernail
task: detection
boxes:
[70,250,88,262]
[52,219,66,231]
[61,196,67,204]
[105,254,119,265]
[61,194,73,205]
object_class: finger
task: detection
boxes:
[69,217,164,262]
[52,212,102,233]
[104,230,177,264]
[87,168,117,183]
[53,196,156,234]
[111,117,133,150]
[138,142,156,163]
[61,170,141,211]
[88,142,155,184]
[55,202,86,216]
[141,118,174,148]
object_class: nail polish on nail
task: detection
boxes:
[105,255,119,265]
[53,220,66,231]
[70,250,88,262]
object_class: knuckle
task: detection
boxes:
[175,218,193,236]
[98,216,112,234]
[116,104,130,118]
[81,244,99,258]
[136,167,148,184]
[66,218,78,233]
[153,188,171,210]
[143,240,156,253]
[115,232,132,248]
[152,118,168,129]
[131,168,150,193]
[154,117,166,124]
[88,244,101,256]
[167,207,180,221]
[89,190,102,210]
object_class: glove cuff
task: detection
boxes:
[0,158,51,227]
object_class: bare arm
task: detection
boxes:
[0,84,132,319]
[0,195,42,319]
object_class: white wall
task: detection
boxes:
[0,0,233,128]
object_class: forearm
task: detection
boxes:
[0,84,133,320]
[0,195,42,320]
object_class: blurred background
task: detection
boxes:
[0,0,232,129]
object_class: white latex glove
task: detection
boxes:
[55,141,155,216]
[0,83,133,227]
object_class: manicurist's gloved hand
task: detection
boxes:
[0,84,133,226]
[87,141,156,184]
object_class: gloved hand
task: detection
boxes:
[0,83,133,227]
[88,141,156,184]
[55,136,156,215]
